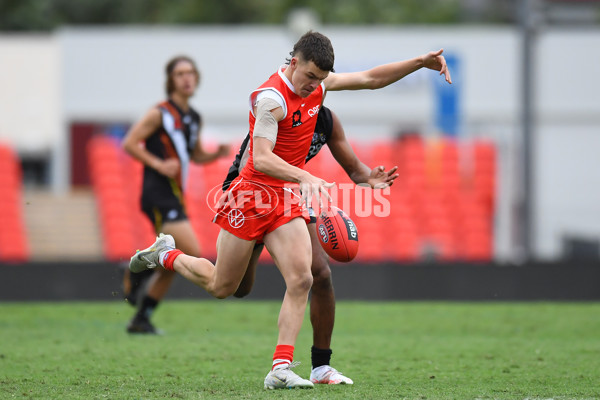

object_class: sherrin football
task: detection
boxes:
[315,206,359,262]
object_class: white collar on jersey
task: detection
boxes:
[278,66,297,94]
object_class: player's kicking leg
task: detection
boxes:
[129,229,255,298]
[307,222,354,385]
[129,222,314,389]
[262,217,314,389]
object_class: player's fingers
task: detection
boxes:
[321,186,333,204]
[300,184,311,208]
[305,188,312,208]
[387,166,399,175]
[439,58,447,74]
[308,183,321,209]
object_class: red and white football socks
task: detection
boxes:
[159,249,183,271]
[272,344,294,370]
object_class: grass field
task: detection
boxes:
[1,300,599,400]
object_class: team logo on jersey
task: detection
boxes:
[292,110,302,127]
[228,209,245,228]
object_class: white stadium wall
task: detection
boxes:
[1,25,599,262]
[0,36,60,154]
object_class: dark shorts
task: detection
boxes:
[141,200,188,233]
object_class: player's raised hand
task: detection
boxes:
[368,165,399,189]
[422,49,452,84]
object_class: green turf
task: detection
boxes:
[0,300,599,399]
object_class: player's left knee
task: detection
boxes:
[286,272,313,295]
[311,261,332,288]
[211,282,238,299]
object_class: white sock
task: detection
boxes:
[272,359,291,371]
[158,250,170,267]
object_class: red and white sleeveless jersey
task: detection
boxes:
[240,66,325,187]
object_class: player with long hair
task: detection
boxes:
[122,55,229,333]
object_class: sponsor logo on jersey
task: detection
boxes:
[307,105,320,118]
[228,209,245,228]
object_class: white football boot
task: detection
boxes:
[129,233,175,273]
[310,365,354,385]
[264,362,314,389]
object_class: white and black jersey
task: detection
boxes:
[140,99,201,229]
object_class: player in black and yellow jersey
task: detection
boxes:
[121,55,230,333]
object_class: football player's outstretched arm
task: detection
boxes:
[324,49,452,91]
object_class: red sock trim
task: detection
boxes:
[272,344,294,370]
[272,361,289,370]
[163,249,183,271]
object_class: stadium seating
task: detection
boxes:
[87,136,155,261]
[88,134,497,263]
[307,136,497,263]
[0,144,30,262]
[88,136,228,262]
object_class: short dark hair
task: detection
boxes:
[165,55,200,95]
[288,31,335,72]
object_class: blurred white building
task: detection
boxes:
[1,25,599,262]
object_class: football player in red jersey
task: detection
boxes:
[129,31,451,389]
[227,105,398,385]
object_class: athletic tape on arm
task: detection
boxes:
[253,98,280,146]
